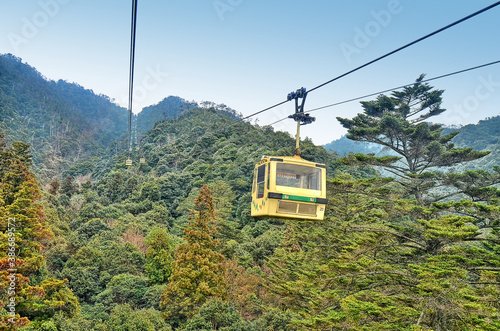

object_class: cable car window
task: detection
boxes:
[257,164,266,183]
[267,163,270,190]
[257,164,266,198]
[252,168,257,193]
[276,163,321,190]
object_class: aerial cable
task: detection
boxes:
[204,59,500,145]
[265,59,500,126]
[307,1,500,94]
[240,100,289,122]
[175,2,500,149]
[127,0,138,157]
[239,1,500,123]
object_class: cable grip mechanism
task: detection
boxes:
[287,87,315,156]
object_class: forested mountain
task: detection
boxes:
[1,106,341,330]
[136,96,197,134]
[325,115,500,171]
[443,116,500,171]
[323,134,381,156]
[0,54,200,183]
[0,54,128,180]
[1,59,499,330]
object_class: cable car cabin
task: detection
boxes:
[126,159,133,166]
[251,155,327,221]
[139,157,146,164]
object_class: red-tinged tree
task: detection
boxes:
[160,184,227,328]
[224,259,268,320]
[0,134,78,329]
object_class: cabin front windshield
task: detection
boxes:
[275,163,321,191]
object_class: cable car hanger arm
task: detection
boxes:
[287,87,315,156]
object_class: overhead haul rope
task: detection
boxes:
[127,0,138,158]
[170,59,500,171]
[238,1,500,123]
[266,60,500,126]
[139,2,500,156]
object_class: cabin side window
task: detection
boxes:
[257,164,266,198]
[267,163,271,190]
[252,168,257,193]
[276,163,321,191]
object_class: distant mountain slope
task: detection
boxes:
[323,134,382,156]
[324,116,500,171]
[0,54,242,182]
[0,53,128,180]
[443,116,500,151]
[443,116,500,171]
[136,96,197,134]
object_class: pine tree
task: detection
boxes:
[160,185,227,327]
[333,75,500,328]
[264,175,500,330]
[337,74,491,205]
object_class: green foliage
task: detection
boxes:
[144,227,174,284]
[137,96,196,134]
[19,278,80,323]
[0,54,129,182]
[61,246,105,303]
[96,274,148,311]
[183,299,248,331]
[104,304,171,331]
[160,185,228,326]
[0,136,79,329]
[263,173,500,330]
[4,60,500,330]
[251,309,299,331]
[337,74,492,205]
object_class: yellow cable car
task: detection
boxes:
[139,157,146,164]
[126,159,133,166]
[251,155,327,221]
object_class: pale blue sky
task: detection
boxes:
[1,0,499,144]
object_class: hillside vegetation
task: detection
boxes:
[0,58,499,330]
[0,54,130,180]
[325,116,500,172]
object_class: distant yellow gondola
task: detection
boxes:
[126,159,133,166]
[139,157,146,164]
[251,155,327,221]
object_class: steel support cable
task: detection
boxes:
[196,60,500,156]
[307,1,500,94]
[218,99,289,134]
[240,1,500,124]
[266,60,500,126]
[127,0,138,155]
[240,100,288,121]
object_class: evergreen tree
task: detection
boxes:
[261,75,500,329]
[60,176,78,198]
[160,185,227,327]
[145,227,174,285]
[337,74,491,205]
[264,175,500,330]
[0,135,78,329]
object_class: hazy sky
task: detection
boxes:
[1,0,499,145]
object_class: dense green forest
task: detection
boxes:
[1,57,500,330]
